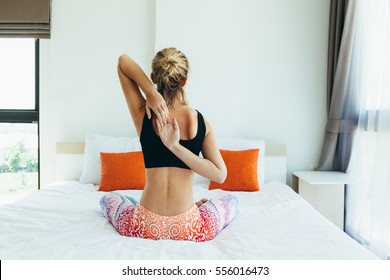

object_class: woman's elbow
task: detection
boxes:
[118,54,124,65]
[215,167,227,184]
[118,54,129,66]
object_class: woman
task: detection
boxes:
[100,48,237,242]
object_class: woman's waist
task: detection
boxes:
[140,184,194,216]
[141,168,195,215]
[145,168,193,189]
[135,203,199,219]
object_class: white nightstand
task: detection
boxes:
[291,171,353,230]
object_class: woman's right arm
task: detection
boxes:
[117,54,169,135]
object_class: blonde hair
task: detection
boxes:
[152,47,189,109]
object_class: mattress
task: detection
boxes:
[0,180,377,260]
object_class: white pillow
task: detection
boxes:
[193,138,265,185]
[79,133,141,185]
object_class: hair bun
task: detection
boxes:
[167,55,177,63]
[152,47,189,107]
[161,56,177,70]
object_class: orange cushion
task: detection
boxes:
[99,152,145,191]
[209,149,260,192]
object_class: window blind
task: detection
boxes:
[0,0,51,38]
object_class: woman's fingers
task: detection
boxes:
[146,106,152,119]
[172,117,179,131]
[156,119,162,133]
[160,109,167,125]
[146,93,170,128]
[156,106,169,126]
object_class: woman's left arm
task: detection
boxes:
[118,54,169,134]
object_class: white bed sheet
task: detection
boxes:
[0,181,377,260]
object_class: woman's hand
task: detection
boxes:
[157,117,180,151]
[145,91,169,126]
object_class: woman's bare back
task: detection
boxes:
[139,106,201,216]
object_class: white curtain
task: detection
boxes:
[345,0,390,259]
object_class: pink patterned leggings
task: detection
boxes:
[100,193,238,242]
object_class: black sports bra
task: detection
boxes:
[140,110,206,169]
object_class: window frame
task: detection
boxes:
[0,39,40,188]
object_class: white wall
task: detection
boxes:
[40,0,156,185]
[41,0,329,186]
[155,0,330,184]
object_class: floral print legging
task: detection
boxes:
[100,192,238,242]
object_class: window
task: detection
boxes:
[360,0,390,132]
[0,38,39,205]
[345,0,390,259]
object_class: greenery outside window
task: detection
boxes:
[0,38,39,204]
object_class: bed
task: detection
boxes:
[0,134,377,260]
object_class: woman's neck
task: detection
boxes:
[170,97,186,111]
